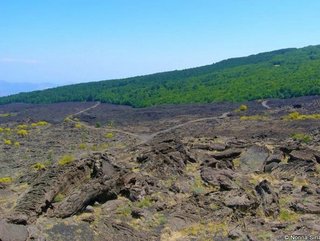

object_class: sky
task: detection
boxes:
[1,0,320,85]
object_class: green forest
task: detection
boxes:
[1,45,320,107]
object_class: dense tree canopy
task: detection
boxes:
[1,45,320,107]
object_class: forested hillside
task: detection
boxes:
[1,45,320,107]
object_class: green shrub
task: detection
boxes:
[4,128,11,133]
[278,209,298,222]
[53,193,65,203]
[3,139,12,145]
[116,204,132,217]
[149,213,167,227]
[105,132,114,139]
[240,115,268,121]
[79,143,87,150]
[291,133,312,143]
[74,123,82,129]
[284,111,320,120]
[17,129,28,137]
[33,163,45,171]
[137,197,153,208]
[31,121,48,127]
[0,176,13,183]
[17,124,28,129]
[257,231,273,241]
[192,176,207,195]
[235,104,248,112]
[0,113,16,118]
[64,116,72,122]
[232,158,241,168]
[58,155,75,166]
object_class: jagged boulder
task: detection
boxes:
[223,189,259,212]
[263,151,285,172]
[200,158,237,191]
[136,138,194,177]
[289,149,316,163]
[290,202,320,214]
[0,220,28,241]
[10,153,125,222]
[255,180,279,217]
[211,148,242,160]
[120,172,158,201]
[271,159,316,178]
[239,145,269,172]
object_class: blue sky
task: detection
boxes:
[1,0,320,85]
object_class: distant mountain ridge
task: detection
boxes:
[1,45,320,107]
[0,80,55,97]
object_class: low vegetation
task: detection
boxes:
[31,121,48,127]
[291,133,313,143]
[240,114,268,121]
[0,113,16,118]
[74,123,83,129]
[0,176,13,184]
[58,155,75,166]
[278,209,299,222]
[79,143,87,150]
[105,132,114,139]
[292,176,309,187]
[53,193,65,203]
[181,221,229,238]
[236,104,248,112]
[232,158,241,168]
[33,163,46,171]
[1,128,11,133]
[283,111,320,120]
[17,129,28,137]
[116,204,132,217]
[17,124,28,129]
[3,139,12,145]
[136,197,153,208]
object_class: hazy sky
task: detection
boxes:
[1,0,320,84]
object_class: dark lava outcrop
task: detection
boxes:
[2,135,320,240]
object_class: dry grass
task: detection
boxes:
[249,173,279,186]
[283,111,320,121]
[53,193,65,203]
[58,154,75,166]
[292,176,309,187]
[291,133,312,143]
[240,115,269,121]
[33,162,46,171]
[0,176,13,184]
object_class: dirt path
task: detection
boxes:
[69,102,149,143]
[70,103,231,145]
[149,112,231,140]
[103,112,231,144]
[69,99,275,145]
[262,100,271,109]
[72,102,101,116]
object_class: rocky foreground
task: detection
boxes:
[1,98,320,240]
[1,134,320,240]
